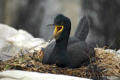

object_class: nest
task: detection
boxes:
[0,48,120,79]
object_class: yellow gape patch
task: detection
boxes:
[53,25,64,39]
[49,25,64,42]
[54,25,64,35]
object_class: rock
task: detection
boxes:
[104,49,116,54]
[0,70,91,80]
[100,48,120,59]
[6,30,47,49]
[116,49,120,54]
[0,24,48,61]
[107,76,120,80]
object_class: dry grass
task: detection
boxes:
[94,48,120,77]
[0,48,120,79]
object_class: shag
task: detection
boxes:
[42,14,95,68]
[68,16,89,45]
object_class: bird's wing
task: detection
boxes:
[42,40,56,64]
[67,41,95,68]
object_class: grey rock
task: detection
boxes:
[116,49,120,54]
[107,76,120,80]
[0,24,48,61]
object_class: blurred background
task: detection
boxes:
[0,0,81,40]
[0,0,120,48]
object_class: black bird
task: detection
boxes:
[68,16,89,45]
[42,14,95,68]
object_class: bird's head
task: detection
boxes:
[49,14,71,42]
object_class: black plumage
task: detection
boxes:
[42,14,95,68]
[67,42,94,68]
[42,14,71,67]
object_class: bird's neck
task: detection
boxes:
[56,38,68,50]
[55,27,71,50]
[56,32,70,50]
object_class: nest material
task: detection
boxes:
[0,48,120,79]
[94,48,120,77]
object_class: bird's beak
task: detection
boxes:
[49,25,64,42]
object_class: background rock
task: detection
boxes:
[81,0,120,49]
[0,0,45,37]
[0,0,81,41]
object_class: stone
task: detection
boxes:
[0,24,48,61]
[0,70,91,80]
[107,76,120,80]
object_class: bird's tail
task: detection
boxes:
[74,16,89,41]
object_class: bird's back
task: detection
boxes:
[67,41,95,68]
